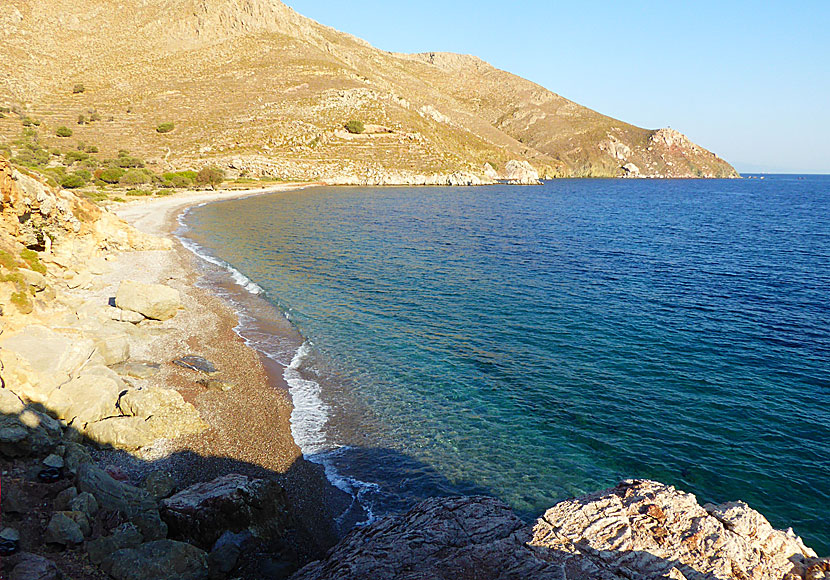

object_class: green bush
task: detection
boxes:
[126,189,152,196]
[344,120,365,134]
[77,114,87,125]
[20,249,46,274]
[60,174,87,189]
[86,145,99,153]
[21,118,36,127]
[156,122,175,134]
[64,150,89,164]
[89,111,101,122]
[55,126,73,138]
[0,250,19,271]
[98,167,125,183]
[119,169,150,186]
[163,170,197,182]
[115,155,144,168]
[112,196,125,202]
[10,291,33,314]
[196,166,225,188]
[72,83,85,94]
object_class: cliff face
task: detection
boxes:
[0,0,738,181]
[294,480,826,580]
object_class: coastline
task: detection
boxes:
[106,183,359,559]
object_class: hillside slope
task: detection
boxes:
[0,0,738,182]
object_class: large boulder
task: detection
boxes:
[44,512,85,545]
[77,464,167,540]
[101,540,208,580]
[0,389,62,457]
[161,474,289,548]
[86,523,144,565]
[8,552,61,580]
[503,160,541,185]
[294,481,823,580]
[115,280,182,321]
[46,374,122,428]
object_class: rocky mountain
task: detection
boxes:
[0,0,738,183]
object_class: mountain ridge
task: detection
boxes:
[0,0,739,182]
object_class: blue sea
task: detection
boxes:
[179,175,829,552]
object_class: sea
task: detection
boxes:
[178,175,829,552]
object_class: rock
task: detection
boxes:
[89,325,131,365]
[63,441,93,474]
[101,540,208,580]
[109,307,146,324]
[54,486,78,511]
[173,355,218,374]
[18,268,46,291]
[43,453,64,468]
[0,527,21,542]
[198,378,234,392]
[503,160,541,185]
[622,162,641,177]
[143,471,177,500]
[111,361,161,379]
[2,483,29,513]
[207,530,253,579]
[483,162,499,180]
[161,474,289,548]
[116,280,182,321]
[45,512,84,545]
[294,481,822,580]
[77,463,168,540]
[68,491,99,517]
[86,523,144,565]
[46,374,122,427]
[0,389,62,457]
[60,509,91,536]
[9,553,61,580]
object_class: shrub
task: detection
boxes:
[196,166,225,188]
[156,122,175,134]
[55,126,73,138]
[0,250,19,271]
[164,174,193,188]
[126,189,152,196]
[115,155,144,168]
[60,174,87,189]
[20,249,46,274]
[77,114,86,125]
[86,145,99,153]
[72,83,85,94]
[344,120,365,134]
[112,197,125,202]
[21,118,35,127]
[88,110,101,122]
[119,169,150,186]
[64,150,89,164]
[10,291,33,314]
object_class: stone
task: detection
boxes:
[173,355,218,374]
[197,378,234,391]
[2,483,29,513]
[0,527,21,542]
[86,523,144,565]
[77,463,168,540]
[46,374,122,427]
[45,512,84,545]
[89,326,131,365]
[0,389,62,457]
[111,361,161,379]
[59,509,91,536]
[68,491,99,517]
[116,280,183,321]
[483,162,499,180]
[43,453,64,468]
[143,471,177,500]
[101,540,209,580]
[9,553,60,580]
[208,530,253,578]
[18,268,46,291]
[54,486,78,511]
[503,159,541,185]
[623,162,641,177]
[63,441,93,474]
[161,474,289,548]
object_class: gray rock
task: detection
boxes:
[54,486,79,511]
[115,280,183,321]
[503,159,542,185]
[63,441,93,474]
[0,389,62,458]
[102,540,208,580]
[173,355,218,375]
[161,474,288,548]
[111,361,161,379]
[45,512,84,545]
[143,471,177,500]
[0,527,21,541]
[86,522,144,565]
[9,552,60,580]
[208,530,252,578]
[77,463,168,540]
[2,483,28,513]
[68,491,98,517]
[46,374,122,427]
[43,454,64,469]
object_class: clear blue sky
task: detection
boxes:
[284,0,829,174]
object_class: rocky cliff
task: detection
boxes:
[0,0,738,181]
[295,480,826,580]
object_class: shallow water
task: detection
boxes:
[182,176,830,551]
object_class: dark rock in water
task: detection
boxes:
[8,552,60,580]
[77,463,167,540]
[173,355,218,375]
[37,466,62,483]
[111,361,162,379]
[161,474,288,548]
[102,540,208,580]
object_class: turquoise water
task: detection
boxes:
[181,176,829,551]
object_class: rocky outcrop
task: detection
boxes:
[115,280,183,321]
[503,160,542,185]
[161,474,289,548]
[293,480,824,580]
[101,540,209,580]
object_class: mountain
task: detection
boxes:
[0,0,738,182]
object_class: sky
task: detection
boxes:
[283,0,830,174]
